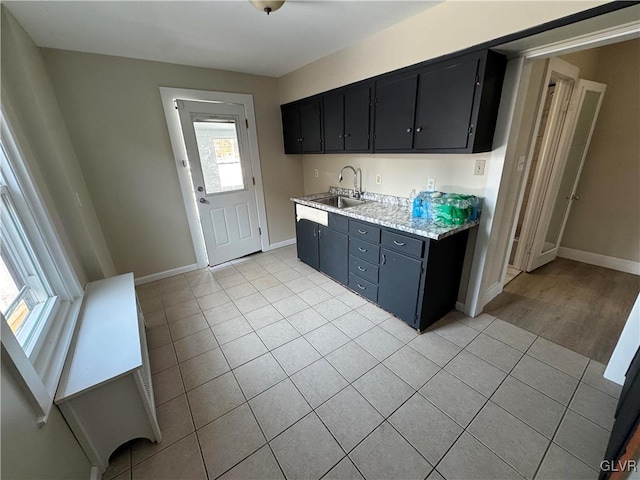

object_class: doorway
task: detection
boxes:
[159,88,270,269]
[177,100,261,265]
[510,57,607,277]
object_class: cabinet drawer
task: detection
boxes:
[348,274,378,302]
[381,230,425,258]
[349,220,381,243]
[349,256,379,284]
[328,213,349,233]
[349,238,380,265]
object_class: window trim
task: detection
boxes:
[1,102,84,424]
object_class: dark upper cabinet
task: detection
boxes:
[413,50,506,152]
[373,74,418,152]
[323,84,372,153]
[281,100,323,154]
[282,48,506,155]
[414,55,480,151]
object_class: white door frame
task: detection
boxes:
[463,19,640,317]
[513,58,579,271]
[159,87,270,268]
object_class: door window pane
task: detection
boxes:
[193,120,245,194]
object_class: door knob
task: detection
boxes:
[199,198,207,204]
[416,127,423,133]
[197,186,204,192]
[406,128,413,133]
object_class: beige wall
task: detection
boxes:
[278,0,605,201]
[1,362,91,479]
[278,1,605,104]
[1,8,116,282]
[560,39,640,262]
[42,49,302,278]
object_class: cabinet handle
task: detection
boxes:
[358,247,367,253]
[416,127,423,133]
[406,128,413,133]
[313,228,317,237]
[357,266,367,272]
[357,229,367,234]
[344,133,351,138]
[357,284,366,290]
[393,240,406,246]
[381,254,386,265]
[338,134,343,138]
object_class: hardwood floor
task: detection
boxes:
[485,258,639,364]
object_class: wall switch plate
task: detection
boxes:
[314,169,319,178]
[517,155,526,172]
[375,174,382,185]
[426,178,436,191]
[474,159,486,175]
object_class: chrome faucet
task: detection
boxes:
[338,165,362,200]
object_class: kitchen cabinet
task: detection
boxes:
[318,225,348,285]
[281,100,323,154]
[296,219,319,269]
[281,48,506,155]
[373,74,418,152]
[294,203,471,330]
[323,84,373,153]
[378,248,423,326]
[295,215,348,285]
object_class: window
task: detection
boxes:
[1,182,57,354]
[1,107,84,423]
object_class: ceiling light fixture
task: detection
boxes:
[249,0,285,15]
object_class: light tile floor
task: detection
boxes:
[104,245,622,480]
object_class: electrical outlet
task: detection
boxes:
[314,169,319,178]
[474,159,486,176]
[426,178,436,191]
[375,174,382,185]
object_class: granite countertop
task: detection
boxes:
[291,187,479,241]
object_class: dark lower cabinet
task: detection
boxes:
[318,226,348,285]
[378,248,423,327]
[295,204,472,331]
[296,219,319,269]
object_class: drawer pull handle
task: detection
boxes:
[357,266,366,272]
[393,240,406,246]
[357,284,366,290]
[381,254,386,265]
[357,229,367,234]
[358,247,367,252]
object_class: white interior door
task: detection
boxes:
[177,100,262,266]
[525,79,607,271]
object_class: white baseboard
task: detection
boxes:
[484,282,503,306]
[135,263,200,285]
[558,247,640,275]
[265,238,296,251]
[89,466,100,480]
[455,301,466,313]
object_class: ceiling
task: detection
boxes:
[5,1,440,77]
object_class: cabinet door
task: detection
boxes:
[300,101,323,153]
[414,56,480,150]
[323,94,344,152]
[344,85,371,151]
[319,226,348,285]
[373,74,418,151]
[378,248,422,325]
[281,104,302,154]
[296,220,319,269]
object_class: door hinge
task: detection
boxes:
[245,118,249,129]
[468,125,474,135]
[475,75,480,86]
[258,227,262,235]
[252,177,256,186]
[374,133,377,140]
[174,99,184,110]
[181,160,188,168]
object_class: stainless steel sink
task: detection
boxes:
[312,195,365,209]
